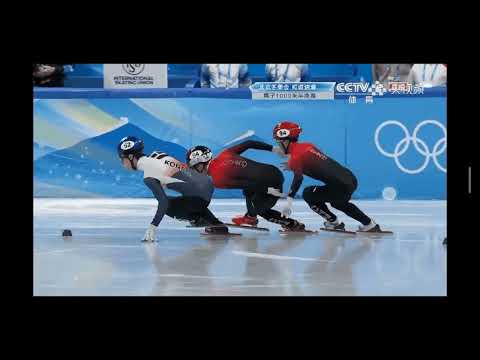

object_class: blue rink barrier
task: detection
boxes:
[33,87,446,199]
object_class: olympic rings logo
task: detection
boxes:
[374,120,446,174]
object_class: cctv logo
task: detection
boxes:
[336,83,371,93]
[336,82,387,97]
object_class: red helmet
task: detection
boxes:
[273,121,302,140]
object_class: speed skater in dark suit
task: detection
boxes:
[117,136,227,241]
[272,121,383,233]
[185,142,306,231]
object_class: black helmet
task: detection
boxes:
[186,145,213,167]
[117,136,144,159]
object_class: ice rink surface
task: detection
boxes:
[34,198,447,296]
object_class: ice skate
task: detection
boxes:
[319,219,356,235]
[357,221,393,234]
[323,219,345,231]
[188,217,213,227]
[204,225,229,234]
[282,220,305,231]
[279,220,317,234]
[201,225,241,237]
[358,220,380,232]
[223,223,270,232]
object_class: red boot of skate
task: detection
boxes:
[232,214,259,227]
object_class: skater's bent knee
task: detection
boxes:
[272,166,284,182]
[330,201,348,210]
[302,186,315,202]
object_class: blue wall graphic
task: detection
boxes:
[33,89,446,199]
[34,122,188,197]
[34,141,56,160]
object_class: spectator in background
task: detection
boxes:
[200,64,251,88]
[33,64,70,87]
[266,64,310,82]
[372,64,412,85]
[407,64,447,87]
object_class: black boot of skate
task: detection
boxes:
[204,225,229,234]
[189,217,213,227]
[324,220,346,231]
[364,224,382,233]
[358,220,383,233]
[282,220,306,232]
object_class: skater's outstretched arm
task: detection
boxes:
[280,171,304,218]
[144,177,169,226]
[288,172,304,199]
[227,140,273,155]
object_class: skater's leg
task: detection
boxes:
[261,209,304,229]
[234,191,278,225]
[165,197,191,220]
[329,180,370,225]
[251,192,278,214]
[243,189,258,217]
[302,186,337,222]
[199,207,223,225]
[329,178,372,226]
[330,201,371,226]
[167,197,220,224]
[246,168,284,217]
[253,192,304,230]
[232,189,259,226]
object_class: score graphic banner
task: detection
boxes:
[250,82,335,100]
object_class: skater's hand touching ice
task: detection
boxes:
[143,224,158,242]
[281,197,294,218]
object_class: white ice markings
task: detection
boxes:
[232,250,335,263]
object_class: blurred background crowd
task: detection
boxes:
[33,64,447,89]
